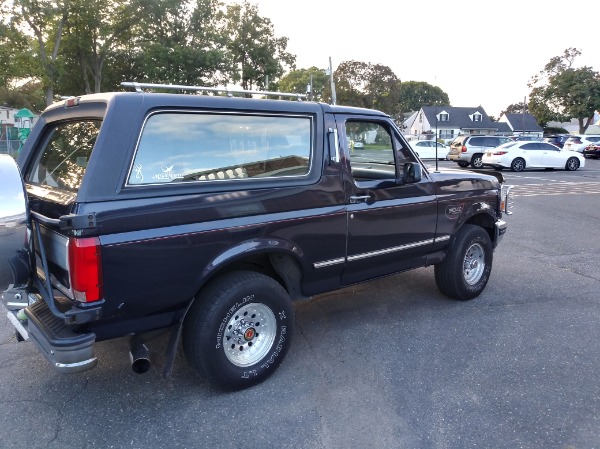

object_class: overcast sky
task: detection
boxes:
[231,0,599,118]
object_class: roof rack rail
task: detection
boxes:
[120,82,307,101]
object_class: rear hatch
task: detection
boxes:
[22,119,103,302]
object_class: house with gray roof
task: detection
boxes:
[403,106,544,143]
[405,106,508,143]
[499,113,543,137]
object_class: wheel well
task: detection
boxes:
[464,214,495,242]
[205,252,305,301]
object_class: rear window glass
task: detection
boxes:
[25,120,102,192]
[128,113,312,185]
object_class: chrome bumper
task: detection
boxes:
[1,293,98,374]
[493,219,508,248]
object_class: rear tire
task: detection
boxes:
[471,154,484,169]
[457,161,469,168]
[435,225,493,300]
[511,158,525,172]
[183,271,294,390]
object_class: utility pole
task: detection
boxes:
[329,57,336,105]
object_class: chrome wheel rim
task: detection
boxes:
[567,158,579,170]
[513,159,524,171]
[223,303,276,367]
[473,157,483,168]
[463,243,485,285]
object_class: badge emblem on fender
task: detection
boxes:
[445,204,463,220]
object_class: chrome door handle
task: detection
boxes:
[349,195,371,204]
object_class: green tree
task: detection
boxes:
[0,14,38,87]
[223,1,295,92]
[130,0,228,88]
[277,67,329,101]
[14,0,69,106]
[501,102,528,116]
[0,81,46,112]
[528,48,600,134]
[59,0,139,94]
[334,60,402,118]
[397,81,449,113]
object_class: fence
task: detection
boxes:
[0,140,22,157]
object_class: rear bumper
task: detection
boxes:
[17,295,98,373]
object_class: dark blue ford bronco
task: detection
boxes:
[0,83,512,389]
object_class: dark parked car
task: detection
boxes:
[543,134,570,149]
[0,83,513,390]
[583,143,600,159]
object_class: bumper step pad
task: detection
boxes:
[25,299,97,373]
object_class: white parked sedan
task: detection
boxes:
[482,141,585,171]
[409,140,448,160]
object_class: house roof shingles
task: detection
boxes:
[503,113,543,133]
[421,106,498,131]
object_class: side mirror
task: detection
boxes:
[403,162,422,184]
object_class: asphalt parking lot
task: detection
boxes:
[1,158,599,449]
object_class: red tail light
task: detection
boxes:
[461,145,467,153]
[494,151,508,155]
[68,237,103,302]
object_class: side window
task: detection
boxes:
[540,142,557,151]
[345,120,410,183]
[469,137,485,147]
[522,143,537,151]
[482,137,500,147]
[127,112,312,185]
[26,120,102,193]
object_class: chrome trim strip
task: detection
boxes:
[347,239,434,262]
[314,257,345,269]
[314,236,446,268]
[54,358,97,370]
[6,311,29,341]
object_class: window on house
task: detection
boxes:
[472,114,482,122]
[438,113,449,122]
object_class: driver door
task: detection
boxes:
[337,116,439,285]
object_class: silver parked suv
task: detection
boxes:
[448,135,512,168]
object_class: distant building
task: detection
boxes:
[404,106,537,143]
[498,113,543,137]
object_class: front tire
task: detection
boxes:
[183,271,294,389]
[435,225,493,300]
[565,157,580,171]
